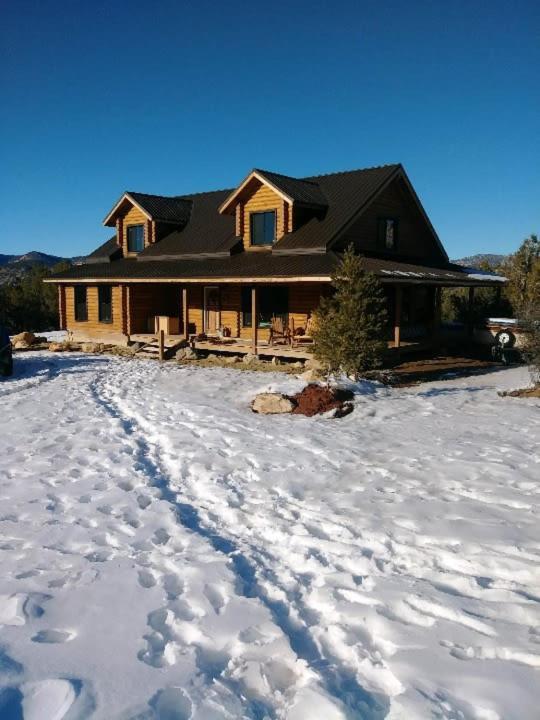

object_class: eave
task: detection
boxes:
[218,170,294,214]
[103,192,153,227]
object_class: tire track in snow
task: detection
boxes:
[89,366,390,720]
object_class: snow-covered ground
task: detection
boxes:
[0,353,539,720]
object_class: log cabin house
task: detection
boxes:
[46,164,505,358]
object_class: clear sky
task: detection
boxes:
[1,0,538,259]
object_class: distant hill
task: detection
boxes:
[453,253,507,269]
[0,251,80,285]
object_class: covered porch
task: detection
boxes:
[122,278,500,361]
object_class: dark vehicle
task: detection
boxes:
[0,326,13,377]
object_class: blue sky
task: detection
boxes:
[1,0,538,259]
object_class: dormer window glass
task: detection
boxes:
[250,211,275,246]
[127,224,144,253]
[379,218,397,251]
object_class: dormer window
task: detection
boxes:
[250,211,275,246]
[127,224,144,253]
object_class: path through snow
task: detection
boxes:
[0,353,538,719]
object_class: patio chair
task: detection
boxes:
[291,315,315,348]
[269,316,291,346]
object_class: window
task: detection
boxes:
[378,218,398,250]
[127,224,144,252]
[242,286,288,328]
[74,285,88,322]
[250,211,275,246]
[98,286,112,323]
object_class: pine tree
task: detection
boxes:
[312,246,388,378]
[503,234,540,316]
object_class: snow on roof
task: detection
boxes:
[462,267,508,282]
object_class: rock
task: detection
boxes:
[81,342,101,353]
[252,393,296,414]
[299,368,324,382]
[12,331,36,346]
[304,357,323,371]
[224,355,241,364]
[176,346,198,361]
[243,352,259,364]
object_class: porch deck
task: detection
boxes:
[130,333,430,361]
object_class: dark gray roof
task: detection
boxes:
[49,252,505,286]
[85,236,122,263]
[255,169,328,208]
[137,164,400,259]
[49,252,339,281]
[359,256,507,286]
[64,164,505,287]
[128,192,192,224]
[273,165,400,253]
[141,190,238,258]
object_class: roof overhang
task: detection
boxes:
[218,170,294,214]
[45,276,331,284]
[103,192,153,227]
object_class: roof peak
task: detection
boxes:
[253,163,401,184]
[304,162,401,181]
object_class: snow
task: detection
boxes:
[0,353,539,720]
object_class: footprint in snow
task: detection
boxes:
[0,678,93,720]
[31,629,75,644]
[149,687,193,720]
[138,569,158,589]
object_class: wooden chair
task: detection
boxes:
[291,315,315,348]
[269,316,291,346]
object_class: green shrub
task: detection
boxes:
[313,247,388,379]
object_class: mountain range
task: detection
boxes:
[452,253,507,268]
[0,251,81,285]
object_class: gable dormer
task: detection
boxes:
[103,192,192,257]
[219,169,327,251]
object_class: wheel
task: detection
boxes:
[494,329,516,348]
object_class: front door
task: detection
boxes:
[204,286,220,334]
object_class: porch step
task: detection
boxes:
[134,338,184,360]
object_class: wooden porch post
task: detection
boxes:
[58,285,66,330]
[159,330,165,361]
[251,286,258,354]
[432,287,442,343]
[125,285,131,337]
[182,287,189,341]
[467,286,475,338]
[495,285,502,310]
[394,286,402,348]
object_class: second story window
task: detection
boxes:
[250,211,275,246]
[379,218,398,251]
[98,286,112,323]
[74,285,88,322]
[127,224,144,253]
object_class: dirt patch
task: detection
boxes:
[388,355,504,387]
[499,385,540,398]
[291,384,354,417]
